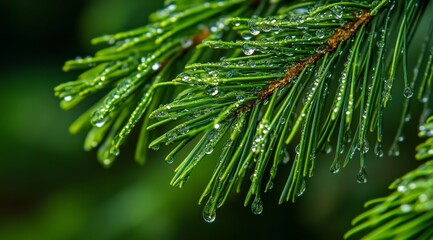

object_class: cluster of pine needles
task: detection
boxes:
[55,0,433,237]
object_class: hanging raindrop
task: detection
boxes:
[316,30,325,39]
[95,118,107,128]
[203,202,216,223]
[206,86,219,96]
[388,143,400,157]
[324,142,332,154]
[102,158,112,166]
[166,155,174,164]
[356,167,368,183]
[297,179,306,197]
[242,44,255,55]
[110,147,120,157]
[63,95,72,102]
[374,142,384,157]
[403,86,413,98]
[282,149,290,164]
[251,197,263,215]
[362,139,369,153]
[330,160,340,174]
[152,62,161,71]
[295,144,301,154]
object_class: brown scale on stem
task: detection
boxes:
[193,29,210,46]
[236,11,371,115]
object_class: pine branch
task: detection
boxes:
[148,0,430,220]
[345,116,433,239]
[55,0,433,223]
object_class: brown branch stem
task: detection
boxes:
[236,11,372,115]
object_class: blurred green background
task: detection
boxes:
[0,1,428,239]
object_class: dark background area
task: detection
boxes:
[0,1,429,239]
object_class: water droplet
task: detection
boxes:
[404,113,411,122]
[267,181,274,190]
[408,183,417,190]
[297,179,306,197]
[232,17,241,27]
[419,194,428,202]
[397,185,408,193]
[345,130,352,143]
[103,159,111,166]
[349,146,357,159]
[261,24,271,33]
[166,155,174,164]
[356,167,368,183]
[251,198,263,215]
[110,147,120,156]
[247,59,256,68]
[324,142,332,154]
[214,123,221,129]
[279,117,286,125]
[403,86,413,98]
[203,202,216,223]
[250,27,260,36]
[331,5,343,19]
[282,149,290,164]
[376,41,384,48]
[362,140,369,153]
[384,79,392,90]
[330,160,340,174]
[167,3,176,11]
[295,144,301,154]
[241,32,253,40]
[251,143,257,153]
[206,86,219,96]
[242,44,255,56]
[179,72,191,81]
[247,19,260,36]
[95,119,106,128]
[152,62,161,71]
[204,144,214,155]
[400,204,413,213]
[303,32,312,40]
[339,143,345,154]
[165,131,177,141]
[316,30,325,39]
[375,142,383,157]
[355,11,362,18]
[152,144,160,151]
[178,126,190,135]
[236,94,245,102]
[63,95,72,102]
[388,144,400,157]
[90,141,98,148]
[180,39,193,48]
[398,135,404,142]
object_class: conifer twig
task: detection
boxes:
[56,0,433,225]
[237,10,372,115]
